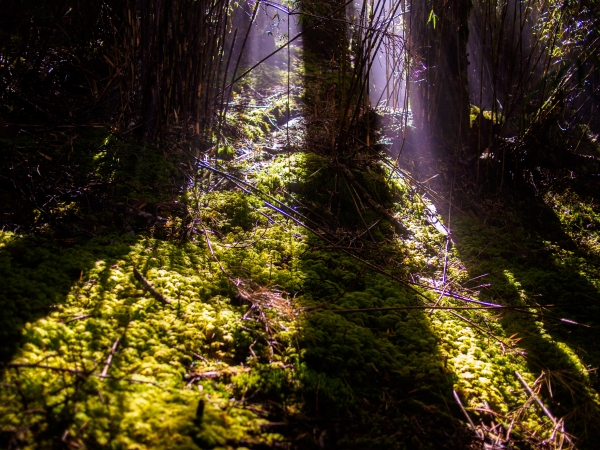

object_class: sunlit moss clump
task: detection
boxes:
[0,233,281,448]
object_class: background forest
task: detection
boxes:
[1,0,600,449]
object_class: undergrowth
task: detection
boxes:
[3,147,599,448]
[2,55,600,445]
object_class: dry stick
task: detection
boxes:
[199,1,221,131]
[449,309,512,349]
[354,135,453,219]
[288,4,407,34]
[215,0,231,96]
[428,285,449,316]
[267,198,431,302]
[340,165,409,236]
[195,209,257,307]
[424,285,501,307]
[373,29,406,107]
[206,163,429,301]
[443,276,600,325]
[342,174,386,261]
[453,390,484,439]
[514,371,575,447]
[198,218,230,278]
[280,190,338,233]
[355,218,382,240]
[7,363,87,376]
[389,22,411,166]
[328,305,565,313]
[63,314,94,323]
[188,366,251,381]
[133,267,171,305]
[101,337,121,378]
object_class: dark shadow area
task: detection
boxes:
[0,126,190,236]
[294,252,475,448]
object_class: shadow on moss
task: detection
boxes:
[241,152,480,448]
[452,192,600,447]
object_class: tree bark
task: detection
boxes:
[408,0,472,154]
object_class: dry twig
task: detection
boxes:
[101,337,121,378]
[133,267,172,305]
[515,371,575,448]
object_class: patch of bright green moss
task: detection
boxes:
[0,233,281,448]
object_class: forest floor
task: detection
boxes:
[2,62,600,450]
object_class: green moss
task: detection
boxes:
[200,191,253,233]
[2,148,600,448]
[0,233,274,448]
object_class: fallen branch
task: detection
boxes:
[453,390,484,440]
[429,285,449,315]
[62,314,94,323]
[185,366,253,386]
[6,363,87,376]
[340,165,409,236]
[329,305,535,312]
[133,267,171,305]
[325,304,583,322]
[198,219,230,278]
[343,174,386,261]
[5,363,160,387]
[101,337,121,378]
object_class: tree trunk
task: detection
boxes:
[408,0,472,154]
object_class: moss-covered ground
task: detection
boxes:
[2,43,600,448]
[2,128,600,448]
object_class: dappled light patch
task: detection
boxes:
[0,234,283,448]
